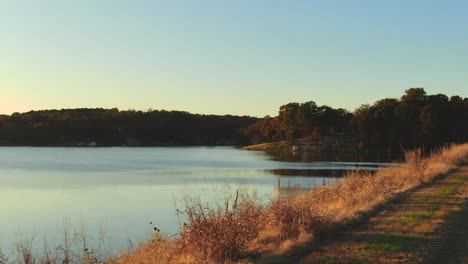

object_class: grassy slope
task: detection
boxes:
[240,141,292,152]
[257,165,468,264]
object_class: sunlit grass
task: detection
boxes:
[361,234,422,254]
[395,212,433,224]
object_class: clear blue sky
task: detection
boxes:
[1,1,467,117]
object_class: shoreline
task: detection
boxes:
[111,144,468,263]
[241,139,402,154]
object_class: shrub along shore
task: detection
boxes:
[110,144,468,264]
[2,144,467,264]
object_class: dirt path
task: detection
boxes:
[256,165,468,264]
[423,166,468,264]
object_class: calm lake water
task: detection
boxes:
[0,147,393,257]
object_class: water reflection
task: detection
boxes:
[0,147,397,258]
[269,169,347,177]
[272,150,403,163]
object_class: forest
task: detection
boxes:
[0,88,466,149]
[242,88,467,150]
[0,109,257,146]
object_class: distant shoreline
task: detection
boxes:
[241,137,401,154]
[0,143,239,147]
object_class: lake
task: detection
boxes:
[0,147,393,258]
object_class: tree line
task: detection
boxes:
[241,102,352,143]
[0,88,466,149]
[242,88,467,150]
[0,108,257,146]
[352,88,467,149]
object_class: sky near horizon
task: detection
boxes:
[1,1,467,117]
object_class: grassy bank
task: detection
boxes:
[286,164,468,263]
[240,137,357,154]
[110,144,468,264]
[240,141,292,153]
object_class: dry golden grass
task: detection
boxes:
[111,234,179,264]
[240,141,292,153]
[109,143,468,264]
[177,191,263,262]
[111,191,264,264]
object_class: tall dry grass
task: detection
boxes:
[263,144,467,243]
[177,191,263,262]
[110,143,467,264]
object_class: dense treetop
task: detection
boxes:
[242,88,467,150]
[0,109,257,146]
